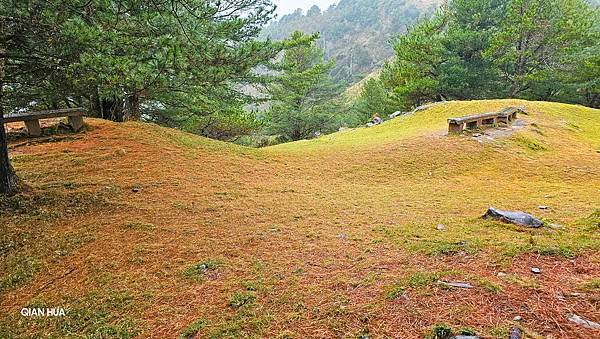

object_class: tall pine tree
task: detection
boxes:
[266,31,342,141]
[2,0,281,129]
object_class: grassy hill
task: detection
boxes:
[1,100,599,338]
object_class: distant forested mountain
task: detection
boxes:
[262,0,442,84]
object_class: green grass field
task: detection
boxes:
[1,100,599,338]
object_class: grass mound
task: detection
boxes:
[1,100,599,338]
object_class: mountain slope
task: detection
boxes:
[1,100,599,338]
[263,0,442,84]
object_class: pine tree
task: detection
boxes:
[353,78,399,121]
[486,0,597,98]
[2,0,281,133]
[371,0,598,108]
[266,31,342,141]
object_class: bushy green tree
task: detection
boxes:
[381,14,446,108]
[1,0,281,130]
[265,31,342,141]
[571,43,600,107]
[438,0,507,99]
[353,78,400,121]
[367,0,599,109]
[486,0,597,98]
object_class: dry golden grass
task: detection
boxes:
[1,99,599,338]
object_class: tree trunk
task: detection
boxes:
[89,88,126,122]
[89,88,102,118]
[0,113,17,195]
[99,97,123,121]
[0,40,18,195]
[124,92,140,121]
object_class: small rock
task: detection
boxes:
[472,133,482,137]
[439,281,473,289]
[531,267,541,274]
[497,272,507,277]
[508,327,522,339]
[132,187,141,193]
[436,224,446,231]
[513,316,522,321]
[538,205,548,210]
[114,148,127,156]
[568,313,600,329]
[400,291,409,301]
[336,233,348,239]
[566,292,584,297]
[482,207,543,228]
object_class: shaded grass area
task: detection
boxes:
[1,100,599,338]
[0,289,145,338]
[0,190,115,292]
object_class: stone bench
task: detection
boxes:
[448,106,523,134]
[496,107,521,124]
[3,108,85,137]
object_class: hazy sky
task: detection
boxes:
[273,0,339,16]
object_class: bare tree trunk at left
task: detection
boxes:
[0,112,17,195]
[0,41,18,195]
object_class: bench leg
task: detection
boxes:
[68,116,84,132]
[448,123,463,135]
[24,119,42,137]
[466,121,478,130]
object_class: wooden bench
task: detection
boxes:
[448,106,524,134]
[3,108,85,137]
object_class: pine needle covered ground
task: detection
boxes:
[1,100,599,338]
